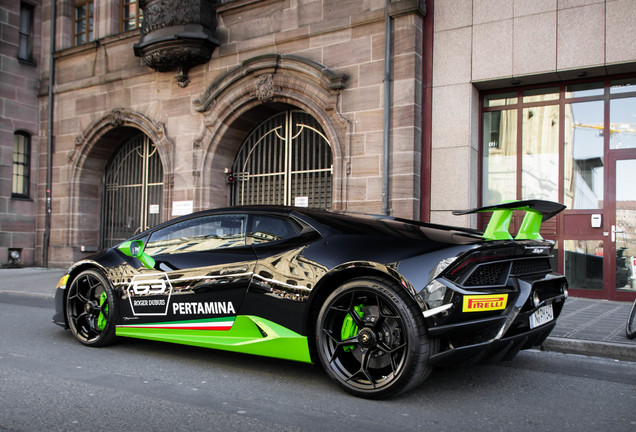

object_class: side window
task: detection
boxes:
[145,214,247,256]
[248,215,299,245]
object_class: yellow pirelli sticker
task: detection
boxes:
[462,294,508,312]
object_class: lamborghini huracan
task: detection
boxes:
[53,200,568,399]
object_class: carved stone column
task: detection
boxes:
[133,0,219,87]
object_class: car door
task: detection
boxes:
[119,213,256,324]
[241,213,324,333]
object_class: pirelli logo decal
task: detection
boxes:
[462,294,508,312]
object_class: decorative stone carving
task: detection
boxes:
[74,134,86,148]
[134,0,219,88]
[194,54,348,112]
[253,74,275,103]
[106,109,126,127]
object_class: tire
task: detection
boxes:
[626,300,636,340]
[66,269,118,347]
[315,277,436,399]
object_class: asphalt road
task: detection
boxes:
[1,294,635,432]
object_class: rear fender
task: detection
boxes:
[308,261,419,305]
[303,261,425,363]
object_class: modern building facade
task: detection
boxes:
[431,0,636,301]
[0,0,634,301]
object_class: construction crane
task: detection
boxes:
[574,122,636,135]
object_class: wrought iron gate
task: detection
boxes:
[231,110,332,208]
[101,134,163,248]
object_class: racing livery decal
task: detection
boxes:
[172,301,236,315]
[127,273,173,316]
[462,294,508,312]
[117,317,236,331]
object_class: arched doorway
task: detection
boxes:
[230,110,332,209]
[101,133,164,247]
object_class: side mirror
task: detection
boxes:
[129,240,141,256]
[118,239,156,269]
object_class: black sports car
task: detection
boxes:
[52,200,568,399]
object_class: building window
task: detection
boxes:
[482,107,517,205]
[18,2,34,63]
[563,83,605,210]
[121,0,143,32]
[481,77,636,211]
[12,132,31,198]
[74,1,94,46]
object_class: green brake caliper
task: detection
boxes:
[97,291,109,331]
[341,305,364,352]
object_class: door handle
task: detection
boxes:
[611,225,626,243]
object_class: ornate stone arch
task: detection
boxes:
[192,54,351,210]
[64,109,175,256]
[70,108,174,175]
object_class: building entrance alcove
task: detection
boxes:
[101,133,164,248]
[193,54,349,212]
[61,110,173,265]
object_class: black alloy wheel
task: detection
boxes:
[316,277,436,399]
[66,269,117,347]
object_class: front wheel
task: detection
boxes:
[626,300,636,340]
[315,277,436,399]
[66,269,118,347]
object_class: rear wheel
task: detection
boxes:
[66,269,117,347]
[626,299,636,340]
[315,277,436,399]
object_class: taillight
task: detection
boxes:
[422,256,458,309]
[446,246,516,280]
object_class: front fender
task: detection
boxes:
[51,260,112,328]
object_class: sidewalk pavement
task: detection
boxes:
[1,267,635,362]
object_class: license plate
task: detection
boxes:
[529,303,554,329]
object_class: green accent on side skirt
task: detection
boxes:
[116,315,312,363]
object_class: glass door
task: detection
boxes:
[608,151,636,301]
[560,93,606,296]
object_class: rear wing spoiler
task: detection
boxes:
[453,200,566,241]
